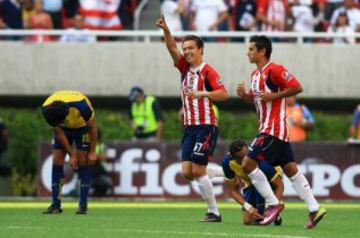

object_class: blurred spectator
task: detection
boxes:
[257,0,290,32]
[348,104,360,141]
[22,0,34,28]
[0,117,10,177]
[118,0,137,30]
[42,0,62,29]
[189,0,229,32]
[286,96,315,142]
[324,0,343,21]
[89,128,112,197]
[0,0,23,40]
[128,86,164,142]
[290,0,317,34]
[63,0,80,19]
[79,0,122,30]
[327,12,355,43]
[231,0,258,32]
[59,14,96,43]
[161,0,185,32]
[330,0,360,32]
[26,0,53,42]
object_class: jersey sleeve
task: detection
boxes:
[271,65,301,89]
[205,67,226,91]
[258,160,279,182]
[175,56,188,75]
[222,155,235,180]
[77,99,94,122]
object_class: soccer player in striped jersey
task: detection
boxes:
[236,35,327,228]
[156,15,229,222]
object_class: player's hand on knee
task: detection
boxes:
[70,154,78,170]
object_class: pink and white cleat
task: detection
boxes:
[260,204,285,225]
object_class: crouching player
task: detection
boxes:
[222,140,284,225]
[41,90,97,214]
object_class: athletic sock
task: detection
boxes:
[78,166,91,207]
[51,165,64,207]
[290,170,320,212]
[206,166,224,179]
[248,168,279,206]
[197,175,219,216]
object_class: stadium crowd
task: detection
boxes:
[0,0,359,43]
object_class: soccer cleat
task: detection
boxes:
[304,206,327,229]
[199,212,222,222]
[273,215,282,226]
[260,204,285,225]
[76,205,88,215]
[42,204,62,214]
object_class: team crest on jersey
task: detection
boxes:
[281,71,293,81]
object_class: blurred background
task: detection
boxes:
[0,0,359,201]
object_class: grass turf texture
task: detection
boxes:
[0,201,359,238]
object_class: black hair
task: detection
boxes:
[183,35,204,50]
[229,140,247,158]
[250,35,272,59]
[42,101,69,127]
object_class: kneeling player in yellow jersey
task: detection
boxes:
[222,140,284,225]
[41,90,98,215]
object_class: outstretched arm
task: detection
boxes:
[156,15,182,65]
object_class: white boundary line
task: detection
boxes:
[3,226,312,238]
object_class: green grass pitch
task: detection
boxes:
[0,201,359,238]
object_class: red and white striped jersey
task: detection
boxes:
[249,62,301,141]
[80,0,122,30]
[175,57,226,126]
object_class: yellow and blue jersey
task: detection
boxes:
[42,90,95,129]
[222,154,282,189]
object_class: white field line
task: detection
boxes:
[0,202,359,209]
[3,226,312,238]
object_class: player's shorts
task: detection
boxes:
[181,125,218,166]
[242,186,265,215]
[247,133,295,167]
[52,127,90,151]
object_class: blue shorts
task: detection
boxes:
[181,125,218,165]
[247,133,295,167]
[52,127,90,151]
[242,186,265,215]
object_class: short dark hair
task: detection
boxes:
[250,35,272,59]
[229,140,247,158]
[183,35,204,50]
[42,101,69,127]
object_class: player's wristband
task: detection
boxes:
[243,202,252,212]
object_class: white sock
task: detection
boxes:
[248,168,279,206]
[197,175,219,216]
[290,171,320,212]
[206,166,224,179]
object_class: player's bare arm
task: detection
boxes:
[86,117,98,162]
[187,89,229,101]
[54,127,78,169]
[156,15,182,65]
[260,86,303,102]
[226,180,264,220]
[236,82,253,104]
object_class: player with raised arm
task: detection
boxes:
[236,35,327,228]
[156,15,229,222]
